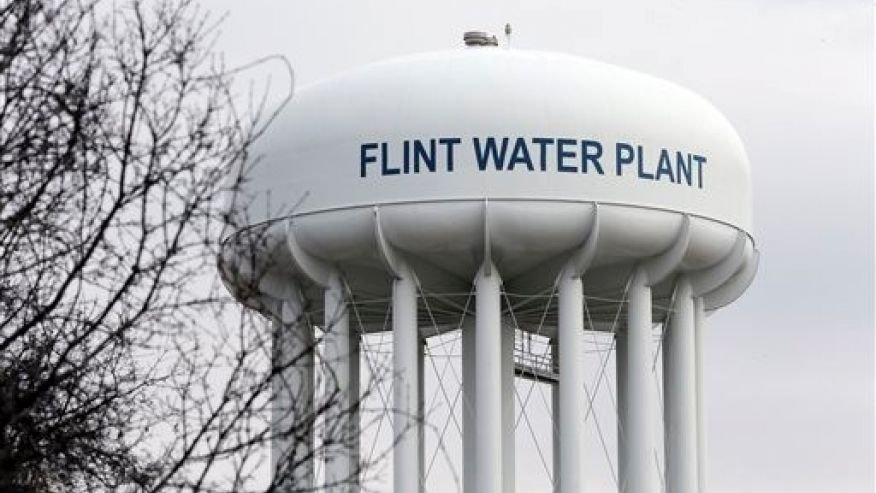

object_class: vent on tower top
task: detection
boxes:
[463,31,498,47]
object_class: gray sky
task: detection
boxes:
[211,1,874,491]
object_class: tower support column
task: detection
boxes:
[617,266,659,493]
[694,297,708,493]
[462,319,477,493]
[324,274,360,493]
[475,263,504,493]
[272,297,314,492]
[557,271,585,493]
[501,312,515,493]
[551,338,561,493]
[393,273,423,492]
[663,278,697,493]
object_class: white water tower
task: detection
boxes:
[220,31,758,493]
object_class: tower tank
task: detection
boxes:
[220,32,759,493]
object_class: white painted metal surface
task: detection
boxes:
[462,319,477,493]
[617,267,659,493]
[501,315,515,493]
[475,263,504,493]
[393,272,422,493]
[558,270,586,493]
[695,298,709,493]
[324,275,359,493]
[664,278,698,493]
[551,337,561,493]
[272,299,314,491]
[217,41,759,493]
[244,50,752,232]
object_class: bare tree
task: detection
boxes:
[0,1,383,491]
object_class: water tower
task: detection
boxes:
[219,31,758,493]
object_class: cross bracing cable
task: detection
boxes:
[501,286,555,483]
[418,283,474,487]
[342,280,396,471]
[582,277,632,488]
[334,274,674,491]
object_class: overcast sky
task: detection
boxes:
[210,1,874,492]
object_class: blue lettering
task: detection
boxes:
[532,138,554,171]
[360,143,378,178]
[439,137,461,172]
[581,140,604,174]
[402,141,411,174]
[655,149,675,182]
[363,139,705,188]
[508,138,534,171]
[677,152,692,186]
[381,142,400,176]
[616,142,635,175]
[414,139,436,173]
[637,145,653,180]
[557,138,577,172]
[692,155,706,189]
[473,137,509,171]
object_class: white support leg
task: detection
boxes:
[475,263,504,493]
[551,338,561,493]
[418,336,425,489]
[462,319,477,493]
[558,272,585,493]
[617,266,658,493]
[615,321,627,486]
[324,275,360,493]
[272,299,314,492]
[502,317,515,493]
[694,298,707,493]
[663,278,697,493]
[393,273,422,493]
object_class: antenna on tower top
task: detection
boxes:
[504,23,512,49]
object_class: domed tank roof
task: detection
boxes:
[241,47,752,233]
[220,45,759,329]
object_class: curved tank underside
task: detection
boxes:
[219,199,757,335]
